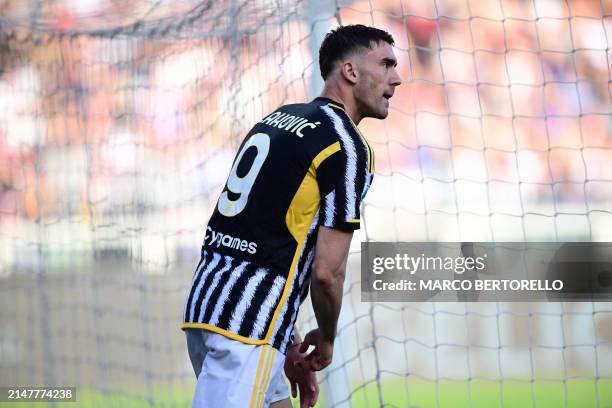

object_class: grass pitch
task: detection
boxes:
[0,379,609,407]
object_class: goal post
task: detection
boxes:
[0,1,611,407]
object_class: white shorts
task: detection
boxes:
[185,329,290,408]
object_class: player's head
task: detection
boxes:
[319,24,401,120]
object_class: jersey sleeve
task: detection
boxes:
[316,145,369,231]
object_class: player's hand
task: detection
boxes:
[296,328,333,371]
[284,345,319,407]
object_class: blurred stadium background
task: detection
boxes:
[0,0,611,407]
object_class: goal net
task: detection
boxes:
[0,0,610,407]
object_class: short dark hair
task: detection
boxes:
[319,24,395,80]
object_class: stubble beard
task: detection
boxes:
[356,94,388,120]
[369,100,388,119]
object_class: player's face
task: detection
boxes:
[354,42,401,120]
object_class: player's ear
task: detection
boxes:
[340,61,358,85]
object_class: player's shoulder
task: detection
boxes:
[310,97,359,138]
[256,98,347,146]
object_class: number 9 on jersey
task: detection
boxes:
[217,133,270,217]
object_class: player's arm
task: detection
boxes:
[299,132,370,371]
[298,226,353,371]
[311,226,352,343]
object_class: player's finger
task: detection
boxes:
[307,375,318,395]
[296,348,316,369]
[309,354,324,371]
[301,386,312,408]
[291,380,297,398]
[299,384,306,408]
[311,380,319,405]
[298,337,312,353]
[300,384,312,408]
[312,357,330,371]
[303,383,316,407]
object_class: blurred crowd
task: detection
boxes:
[0,0,611,267]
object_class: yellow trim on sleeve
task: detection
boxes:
[182,323,268,345]
[312,141,341,169]
[346,219,360,223]
[250,345,269,408]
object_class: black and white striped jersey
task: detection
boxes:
[182,97,374,353]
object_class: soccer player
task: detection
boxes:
[182,24,401,408]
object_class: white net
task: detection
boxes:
[0,0,611,407]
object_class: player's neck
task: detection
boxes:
[319,88,363,125]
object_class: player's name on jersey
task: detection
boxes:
[204,227,257,254]
[260,111,321,137]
